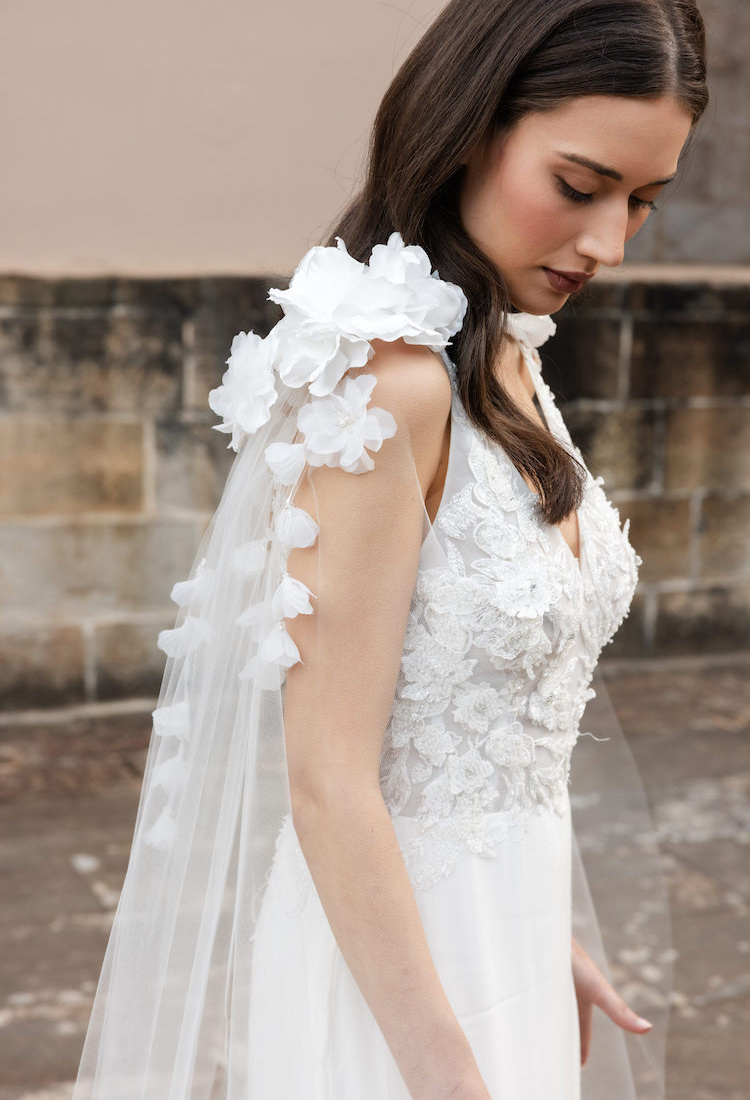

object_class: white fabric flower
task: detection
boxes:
[272,574,315,618]
[144,808,177,851]
[231,540,267,578]
[260,623,302,668]
[297,373,397,474]
[152,701,190,741]
[276,503,319,548]
[208,330,279,450]
[265,441,306,484]
[170,558,212,608]
[367,233,468,348]
[269,234,468,396]
[274,316,373,397]
[238,654,285,690]
[452,684,502,735]
[504,312,557,348]
[150,753,189,795]
[157,616,213,659]
[270,244,373,396]
[486,722,537,768]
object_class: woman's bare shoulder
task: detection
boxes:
[355,337,452,436]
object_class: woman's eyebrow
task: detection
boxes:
[556,151,677,187]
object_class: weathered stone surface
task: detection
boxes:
[665,407,750,492]
[0,419,143,516]
[155,420,234,512]
[0,277,119,309]
[615,496,693,583]
[540,316,622,401]
[700,494,750,579]
[94,620,170,701]
[630,318,750,399]
[189,279,282,410]
[654,585,750,655]
[0,311,183,414]
[603,659,750,789]
[0,712,151,799]
[624,280,750,317]
[0,520,203,617]
[563,407,657,491]
[0,625,85,711]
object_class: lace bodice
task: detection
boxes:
[379,339,641,890]
[198,233,639,895]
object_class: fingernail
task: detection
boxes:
[635,1016,653,1029]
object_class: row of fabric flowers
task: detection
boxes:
[204,232,466,673]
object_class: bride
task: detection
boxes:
[73,1,708,1097]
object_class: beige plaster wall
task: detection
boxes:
[1,0,445,277]
[2,1,748,273]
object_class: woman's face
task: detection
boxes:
[458,94,693,314]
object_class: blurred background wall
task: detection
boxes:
[1,0,749,713]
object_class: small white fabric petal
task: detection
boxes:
[143,808,177,851]
[157,616,213,659]
[170,558,212,607]
[264,441,307,484]
[276,504,319,548]
[272,574,315,618]
[504,312,557,348]
[236,600,269,638]
[237,655,285,690]
[259,624,302,668]
[151,701,190,741]
[150,754,189,795]
[231,540,267,578]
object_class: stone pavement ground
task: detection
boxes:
[0,656,748,1100]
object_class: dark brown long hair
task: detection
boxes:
[325,0,708,524]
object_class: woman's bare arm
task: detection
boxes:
[283,346,491,1100]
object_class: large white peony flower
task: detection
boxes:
[269,243,374,396]
[273,313,373,397]
[269,234,468,396]
[297,373,397,474]
[367,232,468,348]
[208,330,278,450]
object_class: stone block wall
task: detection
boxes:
[0,276,280,711]
[0,272,748,712]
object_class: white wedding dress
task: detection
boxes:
[74,235,667,1100]
[247,327,640,1098]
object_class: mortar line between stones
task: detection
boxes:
[689,491,704,584]
[651,405,667,493]
[617,313,632,406]
[81,620,97,703]
[142,418,157,516]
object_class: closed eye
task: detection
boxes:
[555,176,658,213]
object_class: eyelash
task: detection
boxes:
[555,176,658,213]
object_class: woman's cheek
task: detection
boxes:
[517,186,568,252]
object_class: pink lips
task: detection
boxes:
[543,267,595,293]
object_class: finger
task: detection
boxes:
[578,1000,592,1064]
[594,986,653,1034]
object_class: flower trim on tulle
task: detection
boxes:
[144,233,469,848]
[207,232,467,680]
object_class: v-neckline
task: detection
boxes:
[513,342,586,577]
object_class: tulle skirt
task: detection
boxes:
[247,802,581,1099]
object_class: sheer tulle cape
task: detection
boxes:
[72,235,673,1099]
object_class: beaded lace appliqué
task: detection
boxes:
[379,382,640,891]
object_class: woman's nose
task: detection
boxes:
[576,208,628,268]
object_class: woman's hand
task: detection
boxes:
[571,935,654,1065]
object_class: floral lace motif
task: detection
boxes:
[379,365,640,891]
